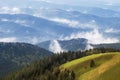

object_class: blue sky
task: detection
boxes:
[0,0,120,7]
[39,0,120,5]
[1,0,120,5]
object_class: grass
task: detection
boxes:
[97,63,120,80]
[60,52,120,80]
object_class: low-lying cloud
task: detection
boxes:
[54,18,120,44]
[49,40,64,53]
[50,18,98,29]
[0,37,17,42]
[0,6,23,14]
[62,29,119,44]
[105,28,120,33]
[30,37,40,44]
[85,44,94,50]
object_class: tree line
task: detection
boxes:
[1,48,120,80]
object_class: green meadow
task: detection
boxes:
[61,52,120,80]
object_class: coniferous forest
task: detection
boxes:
[1,48,119,80]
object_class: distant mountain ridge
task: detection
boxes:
[0,14,82,43]
[38,38,120,53]
[38,38,92,53]
[0,10,120,44]
[92,43,120,50]
[0,10,120,43]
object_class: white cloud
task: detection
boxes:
[0,6,23,14]
[51,18,79,28]
[85,44,93,50]
[49,40,64,53]
[62,29,119,44]
[105,28,120,33]
[30,37,39,44]
[50,18,98,29]
[0,37,17,42]
[12,7,21,14]
[1,6,9,12]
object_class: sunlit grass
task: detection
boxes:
[61,52,120,80]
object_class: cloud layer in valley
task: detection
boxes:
[61,29,119,44]
[55,18,119,44]
[105,28,120,33]
[49,40,64,53]
[50,18,97,29]
[0,37,17,42]
[0,7,23,14]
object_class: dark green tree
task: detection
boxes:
[90,60,95,68]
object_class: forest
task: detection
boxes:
[1,48,120,80]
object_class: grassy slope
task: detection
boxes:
[60,52,120,80]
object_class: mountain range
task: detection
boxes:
[0,11,120,44]
[0,14,84,43]
[38,38,120,53]
[38,38,89,53]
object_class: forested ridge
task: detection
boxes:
[1,48,120,80]
[0,42,52,77]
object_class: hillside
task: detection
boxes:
[1,48,119,80]
[61,52,120,80]
[0,42,52,77]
